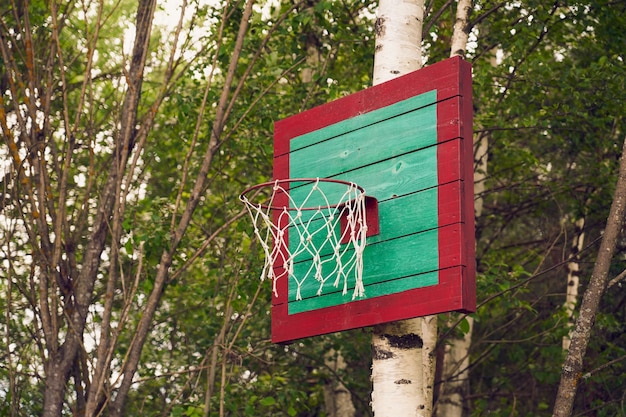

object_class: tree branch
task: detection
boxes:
[553,136,626,417]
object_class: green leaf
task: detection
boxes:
[458,317,471,335]
[124,239,134,255]
[259,396,276,406]
[186,405,203,417]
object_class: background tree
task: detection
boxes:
[0,0,375,414]
[467,1,625,415]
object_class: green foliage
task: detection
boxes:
[467,0,626,415]
[1,0,625,415]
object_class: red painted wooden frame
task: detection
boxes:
[271,56,475,343]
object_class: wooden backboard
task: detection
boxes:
[270,56,475,343]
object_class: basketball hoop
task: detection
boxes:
[240,178,379,301]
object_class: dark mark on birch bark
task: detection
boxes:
[382,333,423,349]
[373,346,396,360]
[374,17,385,37]
[454,48,465,56]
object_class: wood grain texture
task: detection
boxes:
[269,56,474,343]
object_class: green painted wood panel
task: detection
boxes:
[288,90,437,153]
[288,227,440,304]
[288,270,440,314]
[289,145,438,207]
[284,88,443,315]
[289,103,437,180]
[287,187,439,255]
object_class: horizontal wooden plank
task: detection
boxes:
[288,270,439,314]
[285,148,438,205]
[287,110,437,180]
[272,265,472,343]
[286,95,469,158]
[284,222,470,309]
[438,212,474,270]
[284,181,467,254]
[274,56,470,157]
[288,90,437,154]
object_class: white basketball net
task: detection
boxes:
[240,178,367,301]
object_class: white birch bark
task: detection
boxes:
[562,217,585,351]
[371,1,432,416]
[372,320,431,417]
[450,0,472,58]
[420,315,438,416]
[372,0,424,84]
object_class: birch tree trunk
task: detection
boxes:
[372,0,423,86]
[553,135,626,417]
[433,2,474,416]
[371,1,434,416]
[562,217,585,351]
[324,350,356,417]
